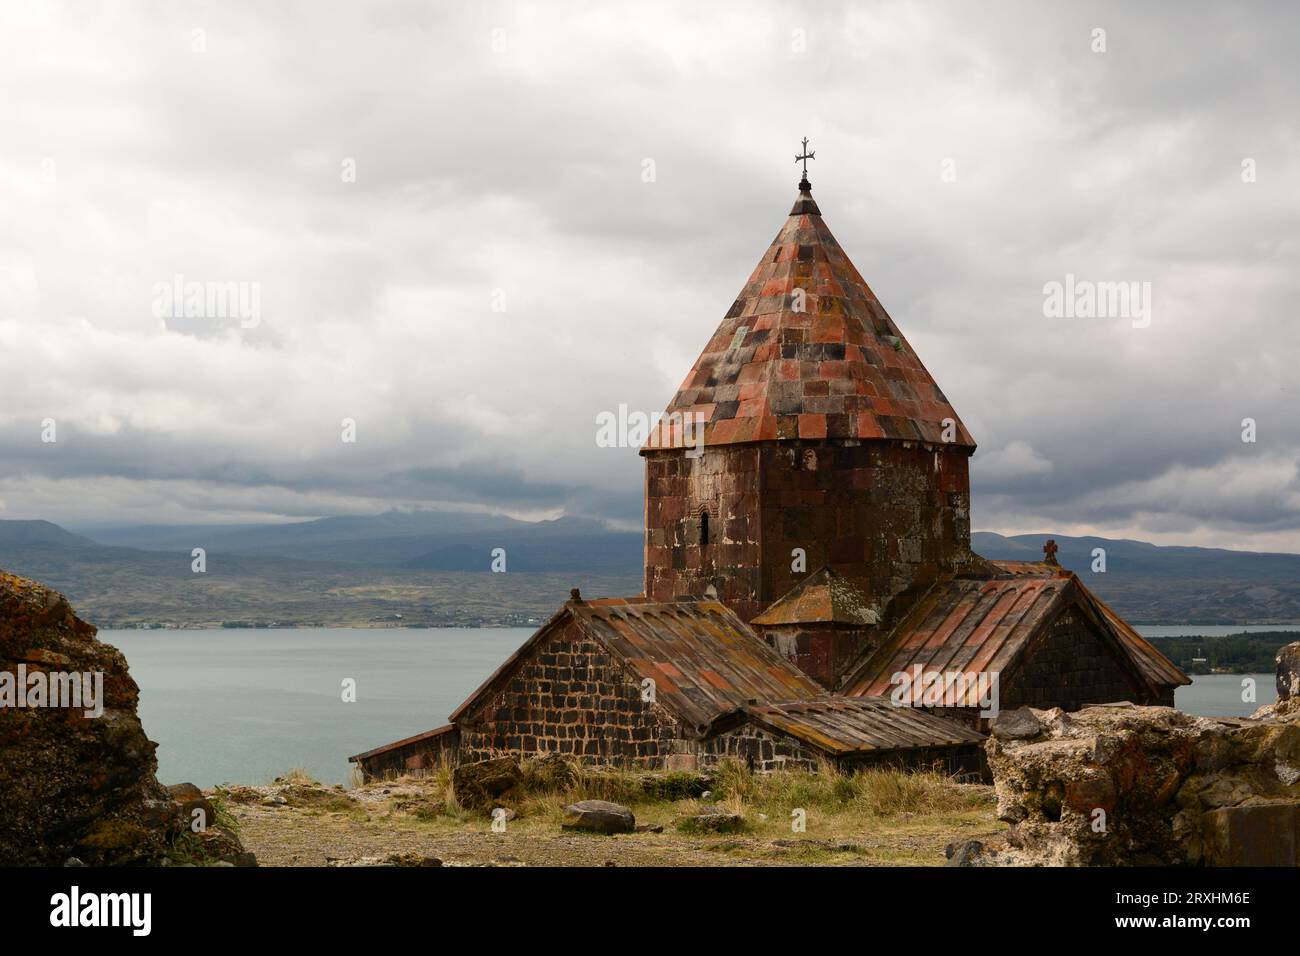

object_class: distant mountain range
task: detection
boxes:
[0,515,1297,627]
[972,532,1300,623]
[0,515,642,628]
[85,513,642,572]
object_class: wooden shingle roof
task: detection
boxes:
[642,181,974,452]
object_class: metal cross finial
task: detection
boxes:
[796,137,815,174]
[795,137,815,186]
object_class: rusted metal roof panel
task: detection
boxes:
[642,183,974,453]
[747,697,984,755]
[844,575,1072,701]
[751,566,880,626]
[987,560,1190,690]
[574,597,824,733]
[348,724,456,763]
[844,561,1190,701]
[988,559,1065,577]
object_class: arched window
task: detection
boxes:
[700,510,710,547]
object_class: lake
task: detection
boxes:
[104,625,1285,787]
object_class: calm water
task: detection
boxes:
[107,628,531,788]
[105,625,1285,787]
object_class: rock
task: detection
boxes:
[166,782,203,801]
[944,839,1007,866]
[1202,801,1299,867]
[986,703,1300,866]
[383,852,440,867]
[1278,642,1300,702]
[0,571,245,866]
[680,806,745,833]
[990,707,1044,740]
[635,823,664,833]
[63,857,86,867]
[169,788,216,831]
[191,825,250,865]
[491,806,517,822]
[453,757,522,808]
[261,795,288,807]
[562,800,636,834]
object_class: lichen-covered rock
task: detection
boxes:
[976,702,1300,867]
[562,800,635,834]
[1277,642,1300,702]
[0,570,252,866]
[678,806,745,834]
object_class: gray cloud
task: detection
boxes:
[1,1,1297,550]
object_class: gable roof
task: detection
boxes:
[751,567,880,627]
[747,697,984,756]
[450,595,824,736]
[842,559,1189,701]
[642,180,974,452]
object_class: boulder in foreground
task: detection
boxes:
[562,800,635,834]
[0,569,253,866]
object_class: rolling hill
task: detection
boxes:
[0,516,1297,627]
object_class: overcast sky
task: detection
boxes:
[1,1,1298,551]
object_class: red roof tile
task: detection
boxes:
[644,184,974,452]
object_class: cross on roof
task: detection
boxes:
[795,137,815,188]
[1043,539,1059,565]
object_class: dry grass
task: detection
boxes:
[417,757,995,847]
[275,767,318,786]
[709,760,989,819]
[236,758,1002,866]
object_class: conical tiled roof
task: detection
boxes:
[643,180,974,451]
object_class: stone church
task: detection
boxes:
[352,164,1188,781]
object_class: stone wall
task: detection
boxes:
[699,723,823,772]
[758,622,876,690]
[457,619,683,768]
[644,444,763,618]
[1003,607,1149,710]
[964,703,1300,867]
[644,440,975,622]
